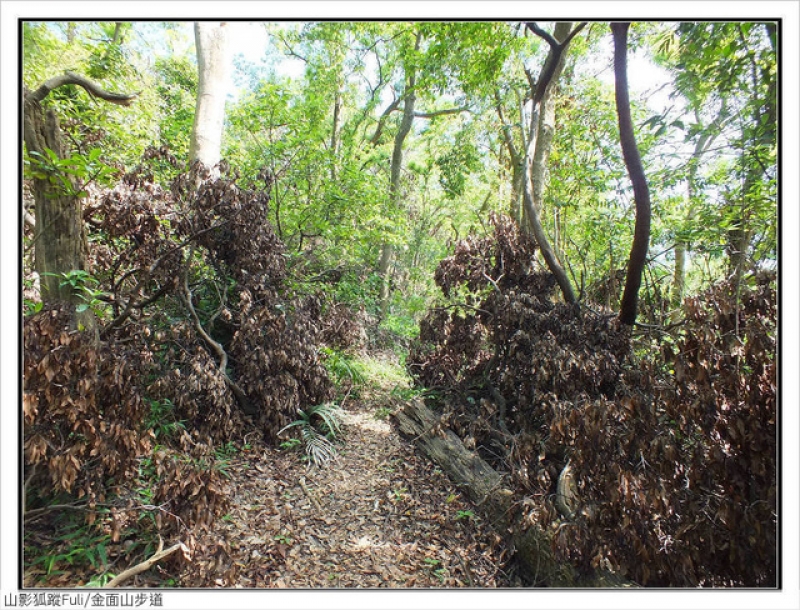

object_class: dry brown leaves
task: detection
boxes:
[408,216,776,587]
[178,400,511,589]
[229,294,334,442]
[23,157,337,587]
[319,301,370,350]
[23,305,151,504]
[83,158,334,443]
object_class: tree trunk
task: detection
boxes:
[23,74,137,307]
[111,22,125,45]
[671,140,701,317]
[189,22,230,172]
[727,44,768,288]
[672,107,724,319]
[392,399,568,586]
[521,22,583,304]
[522,162,577,302]
[553,207,563,261]
[671,242,685,312]
[494,91,525,223]
[24,103,86,304]
[530,23,567,211]
[330,84,343,181]
[611,22,652,326]
[510,159,524,223]
[378,31,421,315]
[726,195,752,286]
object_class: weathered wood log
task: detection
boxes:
[394,398,633,587]
[393,398,510,518]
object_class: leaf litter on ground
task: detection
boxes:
[178,387,511,588]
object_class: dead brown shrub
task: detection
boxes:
[408,215,776,586]
[23,305,152,508]
[23,157,334,581]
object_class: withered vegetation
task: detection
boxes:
[22,167,776,588]
[408,214,776,587]
[23,150,338,582]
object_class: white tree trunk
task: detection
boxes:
[521,22,579,304]
[189,22,230,172]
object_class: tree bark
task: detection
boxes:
[189,22,230,172]
[25,72,138,107]
[111,22,125,45]
[23,74,137,305]
[726,194,752,286]
[530,24,570,211]
[378,31,421,315]
[511,160,524,223]
[393,399,634,587]
[25,106,86,303]
[494,90,525,223]
[671,242,685,313]
[727,33,771,289]
[520,22,584,304]
[611,22,651,326]
[330,85,342,181]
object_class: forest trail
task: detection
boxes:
[180,356,511,588]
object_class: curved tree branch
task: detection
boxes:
[378,29,422,314]
[23,73,137,305]
[525,22,558,48]
[527,22,587,106]
[368,95,402,145]
[612,22,652,326]
[25,71,138,106]
[181,249,256,416]
[519,22,584,304]
[105,541,184,588]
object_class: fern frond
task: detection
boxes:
[307,402,343,438]
[301,426,337,467]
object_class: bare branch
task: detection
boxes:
[526,23,587,106]
[101,280,174,338]
[563,22,588,47]
[25,71,138,106]
[181,249,255,416]
[414,106,470,119]
[368,96,402,145]
[181,248,227,371]
[105,541,185,588]
[482,272,505,295]
[273,29,309,64]
[24,502,92,522]
[100,219,237,338]
[525,22,557,48]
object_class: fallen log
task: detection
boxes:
[393,398,632,587]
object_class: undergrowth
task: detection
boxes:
[407,214,777,587]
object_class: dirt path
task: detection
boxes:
[181,394,511,588]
